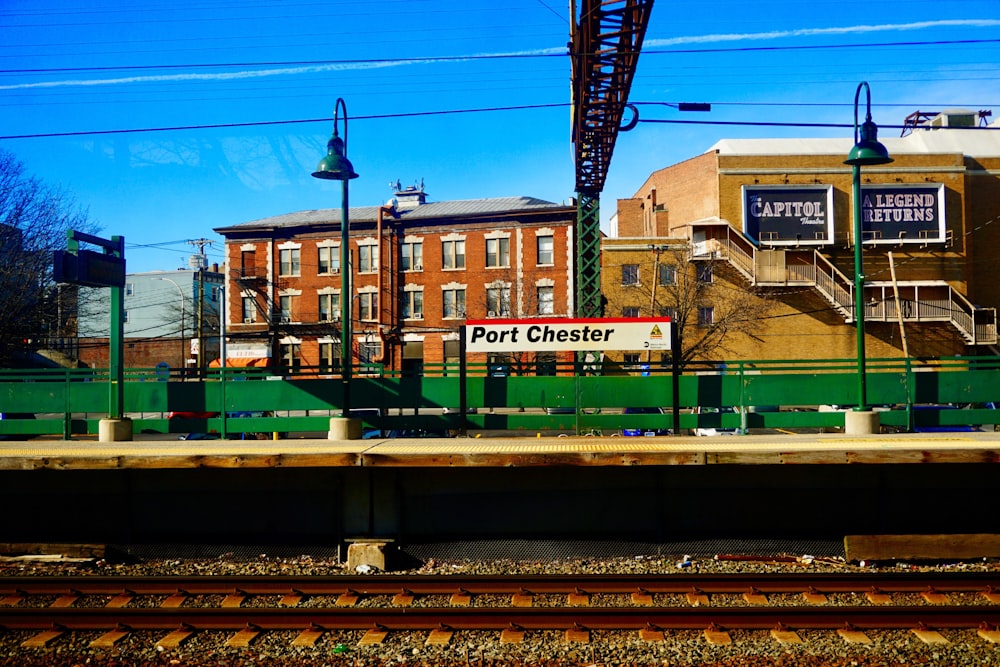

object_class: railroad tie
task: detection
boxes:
[511,588,533,607]
[742,587,768,605]
[106,593,133,608]
[977,624,1000,643]
[161,592,187,608]
[426,625,453,645]
[802,587,827,604]
[450,589,472,606]
[280,592,303,607]
[500,625,525,643]
[392,589,415,606]
[912,623,949,645]
[291,626,324,647]
[21,629,64,649]
[0,593,24,607]
[866,588,891,605]
[770,623,802,645]
[686,589,709,606]
[222,591,246,608]
[639,625,664,642]
[156,627,195,650]
[703,624,731,645]
[227,624,261,648]
[838,624,872,644]
[565,623,590,643]
[91,627,130,648]
[359,626,388,645]
[567,588,590,606]
[631,588,653,606]
[336,589,360,606]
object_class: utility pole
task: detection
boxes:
[188,238,215,375]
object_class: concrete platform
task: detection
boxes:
[2,431,999,470]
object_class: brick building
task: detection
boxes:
[611,109,999,363]
[213,185,577,374]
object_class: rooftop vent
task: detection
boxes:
[901,109,991,136]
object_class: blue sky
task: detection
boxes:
[2,0,998,273]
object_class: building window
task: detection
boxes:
[658,265,676,286]
[622,306,640,318]
[537,286,554,315]
[319,342,341,373]
[698,264,714,283]
[486,286,510,317]
[319,293,340,322]
[279,248,300,276]
[537,235,554,265]
[486,237,510,268]
[359,340,382,374]
[242,296,256,323]
[358,244,378,273]
[443,288,466,318]
[280,342,300,372]
[278,295,292,323]
[624,353,641,368]
[358,292,378,321]
[241,250,256,278]
[401,242,423,271]
[698,306,714,327]
[402,290,423,320]
[443,339,460,370]
[659,306,676,320]
[622,264,639,285]
[123,310,130,323]
[318,246,339,274]
[211,286,220,301]
[125,283,135,296]
[442,239,465,270]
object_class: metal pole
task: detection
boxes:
[220,287,227,440]
[109,235,125,419]
[341,177,352,415]
[852,162,868,411]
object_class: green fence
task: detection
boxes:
[1,357,998,438]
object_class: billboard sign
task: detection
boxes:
[743,185,834,246]
[859,184,945,244]
[465,317,671,353]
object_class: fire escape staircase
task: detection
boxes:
[690,223,997,346]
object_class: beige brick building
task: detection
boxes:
[610,109,1000,363]
[214,185,577,374]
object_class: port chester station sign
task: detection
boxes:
[464,317,671,353]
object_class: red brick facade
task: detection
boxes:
[215,191,578,374]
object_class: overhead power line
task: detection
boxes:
[4,101,999,141]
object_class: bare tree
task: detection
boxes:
[0,150,97,366]
[606,245,773,367]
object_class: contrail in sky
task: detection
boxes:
[1,19,997,91]
[643,18,1000,47]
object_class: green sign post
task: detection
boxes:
[53,231,126,425]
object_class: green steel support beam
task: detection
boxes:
[570,0,653,317]
[576,193,603,318]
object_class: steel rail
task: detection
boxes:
[3,605,1000,632]
[3,572,1000,596]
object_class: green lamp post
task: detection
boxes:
[844,82,893,413]
[312,98,360,417]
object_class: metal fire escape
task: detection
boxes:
[571,0,653,317]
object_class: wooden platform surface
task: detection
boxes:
[1,431,999,470]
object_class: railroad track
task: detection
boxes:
[4,573,1000,647]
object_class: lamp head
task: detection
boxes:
[312,133,359,181]
[846,118,893,166]
[845,81,893,167]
